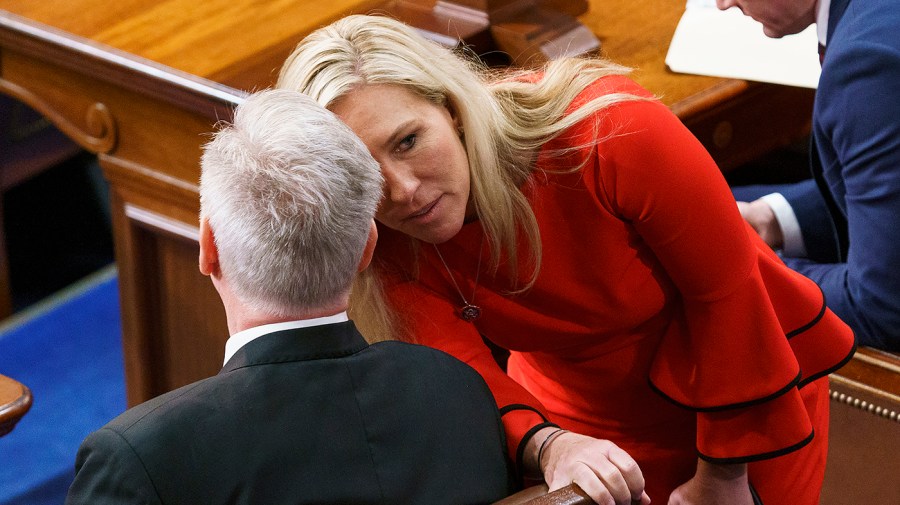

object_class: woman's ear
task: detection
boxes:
[198,217,220,277]
[445,99,463,135]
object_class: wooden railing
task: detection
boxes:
[494,484,593,505]
[0,373,32,436]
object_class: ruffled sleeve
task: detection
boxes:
[582,77,855,462]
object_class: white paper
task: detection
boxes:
[665,0,821,89]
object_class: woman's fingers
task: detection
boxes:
[589,457,632,503]
[542,432,648,505]
[608,445,647,502]
[572,463,616,505]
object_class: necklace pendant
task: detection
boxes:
[460,304,482,322]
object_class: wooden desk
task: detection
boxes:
[0,0,815,405]
[0,373,32,436]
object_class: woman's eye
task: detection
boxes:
[397,133,416,152]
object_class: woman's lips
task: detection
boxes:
[405,196,440,222]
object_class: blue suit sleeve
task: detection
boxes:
[798,28,900,352]
[65,428,163,505]
[778,179,841,263]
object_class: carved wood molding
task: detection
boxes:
[486,0,599,65]
[0,11,240,118]
[0,77,116,153]
[379,0,598,66]
[100,154,201,213]
[125,204,199,244]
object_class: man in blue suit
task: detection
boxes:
[65,89,513,504]
[720,0,900,352]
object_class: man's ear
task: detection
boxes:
[199,216,220,277]
[357,220,378,273]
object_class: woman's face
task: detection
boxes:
[716,0,817,38]
[331,84,473,244]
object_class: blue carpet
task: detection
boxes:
[0,266,125,505]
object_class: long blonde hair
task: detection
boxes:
[278,15,637,341]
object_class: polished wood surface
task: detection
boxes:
[0,0,819,405]
[0,373,32,436]
[583,0,815,169]
[0,0,384,92]
[494,484,592,505]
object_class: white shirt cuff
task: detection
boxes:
[760,192,807,258]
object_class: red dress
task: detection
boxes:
[377,75,855,504]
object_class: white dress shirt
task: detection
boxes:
[222,312,350,365]
[817,0,831,46]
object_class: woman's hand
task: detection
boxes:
[529,427,651,505]
[667,460,753,505]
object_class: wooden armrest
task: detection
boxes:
[493,484,593,505]
[0,373,33,436]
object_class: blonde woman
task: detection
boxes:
[278,15,855,505]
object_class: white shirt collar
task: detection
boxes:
[222,311,350,365]
[817,0,831,46]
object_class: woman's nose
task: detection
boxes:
[381,163,418,205]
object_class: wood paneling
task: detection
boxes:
[110,198,227,404]
[821,348,900,503]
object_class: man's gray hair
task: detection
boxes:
[199,89,383,316]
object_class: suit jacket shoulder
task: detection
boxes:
[67,322,513,505]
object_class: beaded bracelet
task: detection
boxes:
[537,428,569,468]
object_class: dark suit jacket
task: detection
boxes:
[733,0,900,351]
[65,321,513,504]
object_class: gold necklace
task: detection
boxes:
[433,237,484,322]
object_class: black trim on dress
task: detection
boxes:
[515,422,559,487]
[697,429,815,465]
[500,403,549,420]
[798,338,858,388]
[648,371,802,412]
[786,287,827,339]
